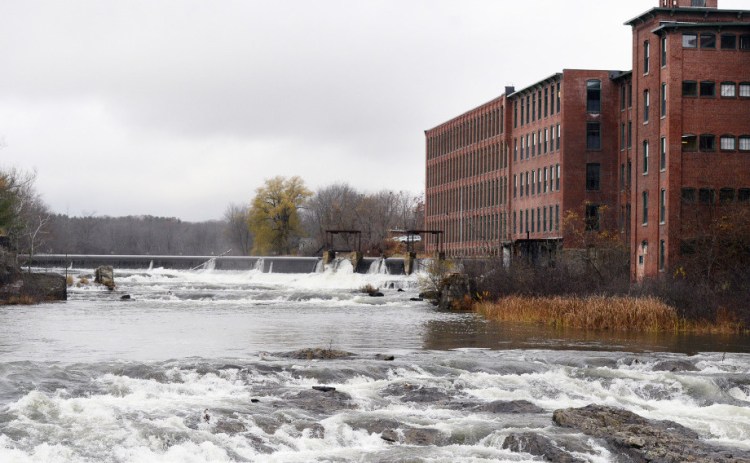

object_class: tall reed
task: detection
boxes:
[474,295,746,333]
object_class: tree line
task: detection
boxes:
[2,168,423,258]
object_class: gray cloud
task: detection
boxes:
[2,0,745,220]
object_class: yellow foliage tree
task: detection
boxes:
[249,176,311,255]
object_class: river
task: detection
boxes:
[1,262,749,462]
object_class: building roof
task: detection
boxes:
[507,73,562,98]
[652,21,750,33]
[610,70,632,81]
[625,7,750,26]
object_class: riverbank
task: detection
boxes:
[474,295,749,334]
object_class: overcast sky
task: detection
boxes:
[1,0,746,221]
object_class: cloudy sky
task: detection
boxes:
[1,0,746,221]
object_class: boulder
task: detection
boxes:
[438,273,473,311]
[552,404,750,463]
[94,265,115,290]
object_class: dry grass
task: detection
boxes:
[0,295,39,305]
[66,275,74,287]
[475,295,747,334]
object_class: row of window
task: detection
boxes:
[682,32,750,50]
[682,81,750,98]
[513,205,561,235]
[683,134,750,152]
[514,124,561,161]
[427,177,509,217]
[426,143,508,188]
[513,164,561,198]
[429,213,510,245]
[514,81,561,128]
[681,187,750,204]
[426,106,505,159]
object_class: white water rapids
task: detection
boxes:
[0,264,749,462]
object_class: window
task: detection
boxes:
[691,0,706,5]
[699,188,715,204]
[587,80,601,112]
[661,36,667,67]
[642,191,649,225]
[682,81,698,96]
[513,174,517,198]
[721,34,737,49]
[585,204,600,231]
[740,35,750,50]
[586,163,601,191]
[661,83,667,117]
[643,140,649,174]
[660,189,666,223]
[620,123,626,150]
[525,172,529,196]
[739,188,750,202]
[740,83,750,97]
[644,90,650,122]
[556,124,561,150]
[682,134,698,151]
[721,82,736,97]
[719,188,735,203]
[700,33,716,49]
[643,41,650,74]
[683,33,697,48]
[700,81,715,97]
[620,164,625,190]
[659,240,666,272]
[720,135,736,151]
[620,85,626,110]
[740,136,750,151]
[587,122,601,150]
[556,164,560,190]
[699,134,716,151]
[627,121,632,148]
[660,136,666,170]
[682,188,696,202]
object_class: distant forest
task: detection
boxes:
[43,215,235,256]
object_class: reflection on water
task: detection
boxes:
[424,315,750,353]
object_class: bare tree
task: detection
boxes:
[223,203,253,255]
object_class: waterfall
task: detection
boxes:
[367,258,390,275]
[253,258,265,272]
[314,259,325,273]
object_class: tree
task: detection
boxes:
[223,203,253,255]
[249,176,311,255]
[0,167,51,268]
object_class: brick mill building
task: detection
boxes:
[424,0,750,280]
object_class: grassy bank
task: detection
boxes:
[474,295,747,334]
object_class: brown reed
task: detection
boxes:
[474,295,747,334]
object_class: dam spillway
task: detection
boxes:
[22,254,408,274]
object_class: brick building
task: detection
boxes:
[424,0,750,279]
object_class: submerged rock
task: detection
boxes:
[381,427,448,446]
[552,404,750,463]
[278,348,354,360]
[652,359,699,372]
[482,400,545,414]
[502,432,588,463]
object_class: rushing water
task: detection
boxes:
[1,264,749,462]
